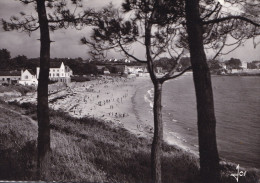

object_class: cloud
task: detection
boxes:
[0,0,259,62]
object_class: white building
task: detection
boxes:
[19,69,38,86]
[124,65,147,75]
[103,68,110,74]
[241,62,247,69]
[36,62,73,83]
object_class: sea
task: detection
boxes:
[133,74,260,169]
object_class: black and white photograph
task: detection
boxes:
[0,0,259,182]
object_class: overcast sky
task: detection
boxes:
[0,0,259,62]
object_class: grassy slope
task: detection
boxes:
[0,84,35,95]
[0,100,259,183]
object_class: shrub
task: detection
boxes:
[71,76,91,82]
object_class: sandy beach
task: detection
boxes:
[9,76,153,137]
[5,75,260,170]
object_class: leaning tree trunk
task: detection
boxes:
[185,0,220,183]
[151,82,163,183]
[36,0,51,179]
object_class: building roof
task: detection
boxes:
[36,62,72,73]
[25,69,36,75]
[0,70,20,76]
[65,65,72,72]
[50,62,62,68]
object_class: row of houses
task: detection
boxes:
[97,65,162,76]
[223,61,260,73]
[1,62,163,86]
[0,62,73,86]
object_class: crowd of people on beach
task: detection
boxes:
[7,75,154,135]
[49,76,136,124]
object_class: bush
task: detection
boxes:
[48,80,58,84]
[71,76,91,82]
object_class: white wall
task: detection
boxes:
[21,70,35,81]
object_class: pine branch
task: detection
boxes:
[159,66,192,83]
[203,16,260,27]
[118,40,147,63]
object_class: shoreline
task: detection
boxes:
[1,98,260,182]
[4,75,259,170]
[8,76,155,138]
[6,76,191,153]
[131,78,200,157]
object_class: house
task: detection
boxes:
[0,70,21,84]
[103,68,110,75]
[96,65,107,74]
[219,62,227,70]
[254,61,260,68]
[123,65,149,77]
[96,65,114,75]
[248,61,260,69]
[124,65,147,75]
[36,62,73,83]
[241,62,247,70]
[19,69,38,86]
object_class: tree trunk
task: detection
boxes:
[144,5,164,181]
[36,0,51,179]
[151,82,163,183]
[185,0,220,183]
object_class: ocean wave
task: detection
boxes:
[144,88,154,108]
[169,131,187,143]
[144,95,153,108]
[172,119,178,122]
[166,132,193,153]
[147,88,154,98]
